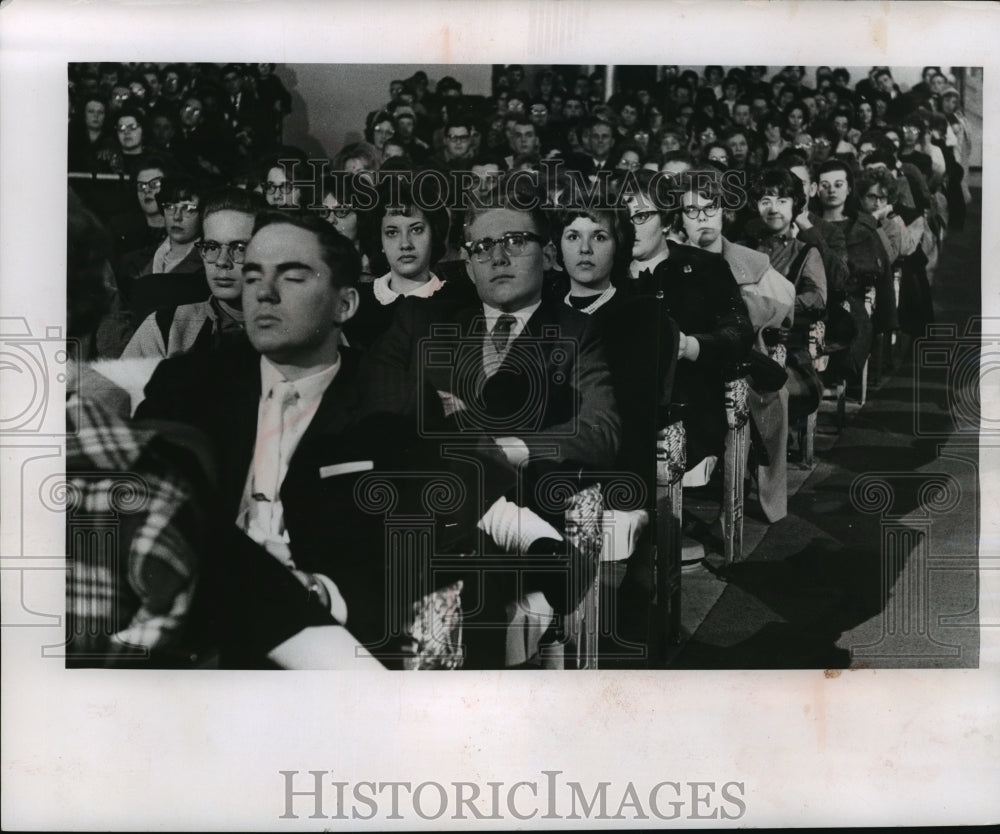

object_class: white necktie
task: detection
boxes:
[252,381,300,510]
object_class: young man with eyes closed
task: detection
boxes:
[134,212,491,666]
[123,187,268,360]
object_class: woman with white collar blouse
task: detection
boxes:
[549,183,634,322]
[344,174,451,351]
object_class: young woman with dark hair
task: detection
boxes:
[549,185,634,321]
[344,175,453,350]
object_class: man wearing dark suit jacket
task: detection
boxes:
[135,212,495,668]
[362,177,621,511]
[361,179,619,665]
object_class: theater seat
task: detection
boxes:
[655,412,686,659]
[722,369,752,563]
[502,484,604,669]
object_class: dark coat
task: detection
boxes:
[546,275,680,495]
[360,293,622,513]
[637,242,755,463]
[134,339,491,665]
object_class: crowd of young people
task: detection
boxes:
[65,62,976,669]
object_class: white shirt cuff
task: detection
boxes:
[313,573,349,625]
[494,436,531,467]
[478,495,564,552]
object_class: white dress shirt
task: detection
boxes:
[480,299,541,375]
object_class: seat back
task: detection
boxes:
[722,371,751,563]
[561,483,604,670]
[655,412,686,662]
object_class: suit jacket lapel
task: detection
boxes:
[292,349,362,467]
[218,344,264,519]
[451,304,488,395]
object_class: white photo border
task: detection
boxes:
[2,0,998,829]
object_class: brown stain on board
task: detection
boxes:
[440,25,451,64]
[870,13,888,52]
[824,669,841,678]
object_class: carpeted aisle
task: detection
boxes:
[671,188,983,670]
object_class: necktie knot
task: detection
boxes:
[270,382,300,409]
[491,314,517,354]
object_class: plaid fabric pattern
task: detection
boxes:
[66,397,200,664]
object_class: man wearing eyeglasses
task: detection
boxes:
[123,188,268,360]
[364,175,620,480]
[361,175,618,665]
[430,118,475,173]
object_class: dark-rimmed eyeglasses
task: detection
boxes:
[136,177,163,194]
[265,181,294,195]
[463,231,543,262]
[315,206,355,220]
[195,240,248,264]
[117,122,140,134]
[682,203,721,219]
[162,201,200,217]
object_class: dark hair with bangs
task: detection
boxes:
[549,183,634,280]
[751,167,806,216]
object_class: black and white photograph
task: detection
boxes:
[2,0,998,829]
[59,57,985,673]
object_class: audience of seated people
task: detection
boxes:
[66,62,972,669]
